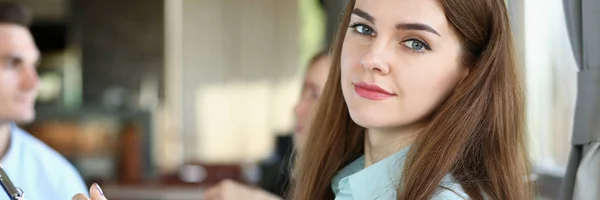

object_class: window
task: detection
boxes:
[509,0,578,176]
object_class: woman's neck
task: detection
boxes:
[363,123,424,168]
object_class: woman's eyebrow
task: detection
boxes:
[352,8,375,24]
[396,23,441,36]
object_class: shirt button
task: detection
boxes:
[341,178,350,187]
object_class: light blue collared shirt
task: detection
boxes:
[0,124,88,200]
[332,147,469,200]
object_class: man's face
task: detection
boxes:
[0,24,40,124]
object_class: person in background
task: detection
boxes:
[72,51,332,200]
[201,51,332,200]
[0,2,88,199]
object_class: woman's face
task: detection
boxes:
[294,55,331,152]
[341,0,468,131]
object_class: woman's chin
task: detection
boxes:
[350,114,419,132]
[351,116,394,130]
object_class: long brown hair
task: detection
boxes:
[289,0,534,199]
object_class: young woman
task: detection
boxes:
[290,0,534,199]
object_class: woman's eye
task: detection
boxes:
[401,39,431,52]
[350,23,375,36]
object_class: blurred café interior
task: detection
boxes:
[3,0,587,199]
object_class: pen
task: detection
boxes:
[0,164,24,200]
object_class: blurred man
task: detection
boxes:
[0,2,87,199]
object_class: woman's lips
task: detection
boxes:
[353,81,396,100]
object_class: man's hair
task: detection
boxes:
[0,2,32,27]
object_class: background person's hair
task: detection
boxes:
[306,49,330,70]
[289,0,534,199]
[0,2,32,27]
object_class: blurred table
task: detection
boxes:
[99,164,247,200]
[102,184,205,200]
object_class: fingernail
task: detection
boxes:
[95,183,104,196]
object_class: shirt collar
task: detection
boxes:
[2,123,22,163]
[332,146,411,199]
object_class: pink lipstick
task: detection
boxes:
[353,81,396,100]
